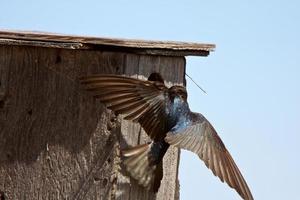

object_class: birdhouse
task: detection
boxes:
[0,30,215,200]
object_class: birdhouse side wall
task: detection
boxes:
[0,45,185,200]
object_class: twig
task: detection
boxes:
[185,73,207,94]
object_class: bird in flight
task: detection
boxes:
[80,73,253,200]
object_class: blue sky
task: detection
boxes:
[1,1,299,199]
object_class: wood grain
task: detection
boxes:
[0,44,185,199]
[0,46,122,199]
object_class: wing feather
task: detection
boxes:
[165,113,253,200]
[80,74,169,141]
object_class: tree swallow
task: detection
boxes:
[80,73,253,200]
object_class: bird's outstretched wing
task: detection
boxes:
[80,74,169,141]
[165,113,253,200]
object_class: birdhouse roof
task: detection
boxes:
[0,30,215,57]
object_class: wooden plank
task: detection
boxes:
[116,54,184,200]
[0,46,121,199]
[0,30,215,56]
[0,38,86,49]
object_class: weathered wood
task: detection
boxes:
[0,38,86,49]
[0,30,215,56]
[0,44,185,199]
[116,55,184,200]
[0,46,122,200]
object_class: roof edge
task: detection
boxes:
[0,30,215,57]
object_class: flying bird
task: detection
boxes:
[80,73,253,200]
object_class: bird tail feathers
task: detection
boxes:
[121,142,163,192]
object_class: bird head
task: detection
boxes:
[148,72,165,84]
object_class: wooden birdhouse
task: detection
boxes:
[0,30,215,200]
